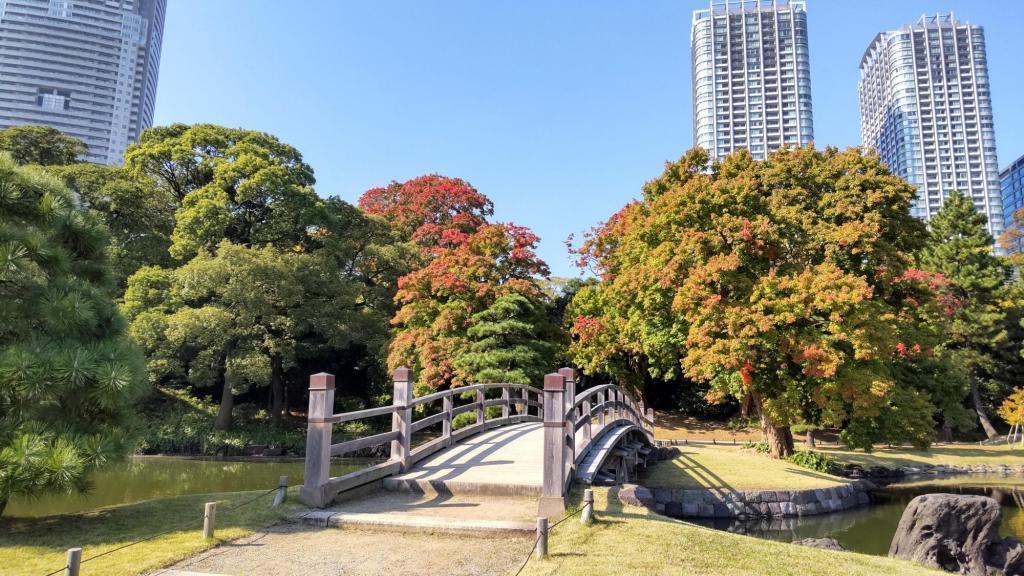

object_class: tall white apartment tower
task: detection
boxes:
[859,14,1002,237]
[691,0,814,161]
[0,0,166,165]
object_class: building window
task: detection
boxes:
[37,88,70,111]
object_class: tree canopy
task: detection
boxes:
[569,147,951,457]
[0,154,146,515]
[0,125,87,166]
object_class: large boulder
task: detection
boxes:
[888,493,1022,575]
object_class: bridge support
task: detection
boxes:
[539,372,568,517]
[392,368,413,471]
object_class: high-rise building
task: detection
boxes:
[859,13,1002,238]
[1000,154,1024,252]
[0,0,166,165]
[691,0,814,161]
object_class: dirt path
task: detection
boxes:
[154,522,533,576]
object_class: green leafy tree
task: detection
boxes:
[0,155,146,515]
[47,163,176,287]
[0,125,87,166]
[455,293,556,385]
[124,125,406,430]
[570,147,949,457]
[918,190,1011,439]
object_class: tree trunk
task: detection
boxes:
[270,356,284,426]
[215,369,234,431]
[940,422,953,444]
[0,496,7,517]
[752,393,794,458]
[804,428,816,449]
[970,381,999,439]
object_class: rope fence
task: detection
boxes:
[513,488,595,576]
[41,476,290,576]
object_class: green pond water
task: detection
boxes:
[5,456,368,518]
[691,476,1024,556]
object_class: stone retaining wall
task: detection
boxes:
[618,480,874,519]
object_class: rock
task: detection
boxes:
[888,493,1023,576]
[793,538,845,551]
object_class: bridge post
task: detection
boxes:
[475,388,486,425]
[646,408,655,439]
[520,387,529,418]
[443,394,453,447]
[391,367,413,472]
[558,367,576,475]
[581,394,592,449]
[300,372,335,507]
[501,386,510,420]
[539,372,567,517]
[597,389,606,429]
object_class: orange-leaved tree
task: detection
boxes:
[569,147,952,457]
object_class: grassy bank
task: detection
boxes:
[818,444,1024,469]
[521,487,942,576]
[641,445,848,490]
[0,488,301,576]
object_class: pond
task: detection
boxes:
[5,456,370,518]
[690,476,1024,556]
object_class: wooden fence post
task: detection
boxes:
[475,388,486,425]
[536,517,549,558]
[391,367,413,472]
[520,387,529,418]
[65,547,82,576]
[597,390,606,429]
[558,367,576,475]
[443,394,453,447]
[501,386,510,420]
[539,372,567,517]
[203,502,217,539]
[300,372,334,507]
[272,475,288,507]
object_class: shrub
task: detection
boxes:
[743,441,769,453]
[787,450,837,474]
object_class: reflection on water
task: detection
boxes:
[690,476,1024,556]
[5,456,369,518]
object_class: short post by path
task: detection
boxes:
[202,501,217,539]
[273,475,288,507]
[65,547,82,576]
[581,488,595,524]
[536,516,549,558]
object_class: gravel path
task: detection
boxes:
[153,522,534,576]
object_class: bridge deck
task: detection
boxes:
[385,422,544,496]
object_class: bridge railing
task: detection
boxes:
[539,368,654,516]
[300,367,544,507]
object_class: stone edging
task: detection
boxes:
[618,480,874,519]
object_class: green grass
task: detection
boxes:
[640,445,849,490]
[818,444,1024,468]
[0,487,301,576]
[520,487,943,576]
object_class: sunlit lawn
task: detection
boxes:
[641,445,849,490]
[818,444,1024,469]
[0,488,301,576]
[519,487,943,576]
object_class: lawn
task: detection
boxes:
[520,487,943,576]
[818,444,1024,468]
[0,487,301,576]
[640,445,849,490]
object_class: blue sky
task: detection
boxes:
[154,1,1024,277]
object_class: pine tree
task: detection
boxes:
[0,155,146,516]
[455,294,555,385]
[918,190,1011,439]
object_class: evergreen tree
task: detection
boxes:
[0,155,146,516]
[0,125,87,166]
[918,190,1011,439]
[455,294,555,385]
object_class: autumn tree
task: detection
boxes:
[999,388,1024,448]
[570,147,950,458]
[0,125,87,166]
[919,190,1011,439]
[0,155,146,515]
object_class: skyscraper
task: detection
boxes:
[691,0,814,161]
[0,0,166,165]
[1000,154,1024,252]
[859,13,1002,238]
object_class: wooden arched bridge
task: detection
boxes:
[299,367,655,516]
